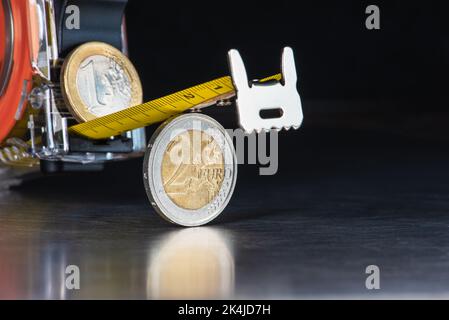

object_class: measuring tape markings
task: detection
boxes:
[69,77,233,139]
[69,74,281,140]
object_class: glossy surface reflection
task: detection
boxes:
[0,192,234,299]
[2,128,449,299]
[147,228,234,299]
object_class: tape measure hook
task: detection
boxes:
[228,47,303,133]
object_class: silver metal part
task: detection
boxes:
[130,128,147,153]
[143,114,238,227]
[121,15,129,56]
[61,117,69,153]
[217,99,233,107]
[43,85,56,151]
[28,115,36,154]
[30,0,53,80]
[29,86,46,110]
[26,85,145,164]
[15,80,30,120]
[45,0,59,62]
[228,47,303,133]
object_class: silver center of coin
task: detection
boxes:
[76,55,132,116]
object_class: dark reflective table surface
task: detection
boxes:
[1,124,449,299]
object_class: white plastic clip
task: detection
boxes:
[228,47,303,133]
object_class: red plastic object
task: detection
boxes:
[0,0,34,144]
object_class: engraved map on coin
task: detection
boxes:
[161,130,225,210]
[76,55,132,117]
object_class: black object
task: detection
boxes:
[68,135,134,153]
[55,0,128,56]
[39,135,134,174]
[40,160,105,174]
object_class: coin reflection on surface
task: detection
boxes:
[147,228,234,299]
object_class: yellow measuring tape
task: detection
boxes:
[0,74,281,167]
[69,74,282,140]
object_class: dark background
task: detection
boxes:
[125,0,449,145]
[126,0,447,103]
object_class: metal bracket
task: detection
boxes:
[228,47,303,133]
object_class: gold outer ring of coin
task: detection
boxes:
[60,41,143,123]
